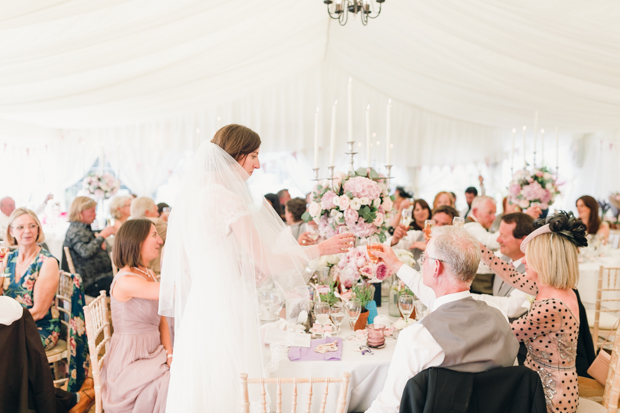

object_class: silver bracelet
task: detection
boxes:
[167,354,173,359]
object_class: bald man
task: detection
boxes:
[0,197,16,240]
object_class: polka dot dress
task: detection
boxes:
[481,246,579,413]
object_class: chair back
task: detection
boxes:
[593,267,620,351]
[64,246,76,274]
[83,291,112,413]
[601,320,620,412]
[48,271,73,386]
[239,372,351,413]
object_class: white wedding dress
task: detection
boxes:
[160,143,315,412]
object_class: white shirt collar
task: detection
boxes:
[430,290,471,312]
[512,258,523,268]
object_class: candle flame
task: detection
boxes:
[523,125,527,130]
[334,100,338,105]
[367,104,370,110]
[541,129,545,133]
[316,107,320,113]
[512,128,516,133]
[388,98,392,105]
[349,77,352,83]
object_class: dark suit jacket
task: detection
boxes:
[399,366,546,413]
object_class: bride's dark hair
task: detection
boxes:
[211,124,261,162]
[532,211,588,248]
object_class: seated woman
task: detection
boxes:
[432,191,455,209]
[62,196,115,296]
[1,208,60,350]
[109,195,132,233]
[101,219,171,413]
[576,195,610,243]
[480,211,586,413]
[284,198,307,241]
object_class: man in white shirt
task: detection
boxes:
[0,196,16,240]
[367,227,519,413]
[460,186,478,218]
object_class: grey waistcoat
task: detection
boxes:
[420,296,519,373]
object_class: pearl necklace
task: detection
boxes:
[16,248,40,267]
[133,267,155,281]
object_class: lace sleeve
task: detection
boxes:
[480,244,538,295]
[510,299,577,344]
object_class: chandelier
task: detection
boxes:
[324,0,385,26]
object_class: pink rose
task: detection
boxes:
[375,262,392,281]
[359,264,374,278]
[344,207,359,227]
[509,184,521,197]
[535,171,543,177]
[339,195,350,210]
[373,212,384,226]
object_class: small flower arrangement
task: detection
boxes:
[82,172,120,199]
[335,246,393,290]
[302,168,393,242]
[507,167,560,210]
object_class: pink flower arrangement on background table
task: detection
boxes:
[507,167,560,210]
[302,168,393,242]
[82,172,120,199]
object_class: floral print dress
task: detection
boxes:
[481,246,579,413]
[3,248,90,392]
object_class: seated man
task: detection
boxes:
[368,227,519,412]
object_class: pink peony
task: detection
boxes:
[344,207,359,227]
[521,182,544,201]
[359,264,374,278]
[509,184,521,197]
[351,222,377,238]
[343,177,382,199]
[321,191,337,210]
[375,262,392,281]
[339,195,350,210]
[535,170,543,177]
[373,212,384,226]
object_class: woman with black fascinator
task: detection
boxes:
[479,211,587,413]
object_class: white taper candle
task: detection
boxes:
[314,107,320,169]
[386,98,392,165]
[366,104,371,167]
[330,100,338,166]
[348,78,353,142]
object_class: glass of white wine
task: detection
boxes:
[401,207,413,228]
[399,294,414,325]
[345,298,362,331]
[330,302,345,335]
[453,217,465,227]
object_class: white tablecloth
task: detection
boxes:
[269,305,399,412]
[577,249,620,306]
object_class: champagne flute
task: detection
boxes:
[314,302,331,338]
[367,235,381,264]
[423,219,436,240]
[400,207,413,228]
[330,302,345,335]
[453,217,465,227]
[345,298,362,330]
[338,226,356,249]
[399,294,414,324]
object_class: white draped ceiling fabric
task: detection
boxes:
[1,1,619,203]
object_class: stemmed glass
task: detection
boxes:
[307,225,320,242]
[367,235,381,264]
[338,226,356,249]
[330,302,345,335]
[345,298,362,330]
[452,217,464,227]
[314,302,331,338]
[400,207,413,228]
[399,294,414,325]
[423,219,436,240]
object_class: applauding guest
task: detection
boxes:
[101,219,171,413]
[131,197,167,276]
[368,227,518,412]
[62,197,115,296]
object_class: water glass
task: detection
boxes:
[314,302,331,337]
[345,298,362,330]
[399,294,414,324]
[330,302,346,335]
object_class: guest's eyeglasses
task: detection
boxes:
[10,224,38,232]
[419,253,448,265]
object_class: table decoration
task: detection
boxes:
[288,337,343,361]
[82,171,120,199]
[367,324,386,348]
[507,166,560,210]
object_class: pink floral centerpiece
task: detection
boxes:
[302,168,393,242]
[82,172,120,199]
[507,167,560,210]
[334,246,393,290]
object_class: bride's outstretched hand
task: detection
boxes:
[318,233,355,256]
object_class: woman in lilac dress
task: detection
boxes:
[101,219,171,413]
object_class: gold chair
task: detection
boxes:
[84,291,112,413]
[579,319,620,412]
[64,246,76,274]
[239,372,351,413]
[46,270,73,387]
[591,266,620,352]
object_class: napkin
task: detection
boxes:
[288,337,343,361]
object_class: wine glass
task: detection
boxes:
[400,207,413,228]
[330,302,345,335]
[338,226,356,249]
[423,219,436,240]
[345,298,362,330]
[258,287,284,321]
[367,235,381,264]
[452,217,464,227]
[314,302,331,338]
[307,224,320,242]
[398,294,414,324]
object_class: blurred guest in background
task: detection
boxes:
[131,197,167,276]
[431,205,459,227]
[0,196,16,239]
[432,191,455,209]
[461,186,478,218]
[63,197,115,296]
[277,189,291,211]
[411,199,431,231]
[157,202,170,222]
[284,198,307,240]
[576,195,610,242]
[490,197,521,232]
[264,193,284,220]
[109,195,132,233]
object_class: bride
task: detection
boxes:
[160,124,353,411]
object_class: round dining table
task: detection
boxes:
[268,304,401,412]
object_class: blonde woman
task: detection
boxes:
[432,191,455,209]
[109,195,132,233]
[62,196,115,296]
[480,211,586,413]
